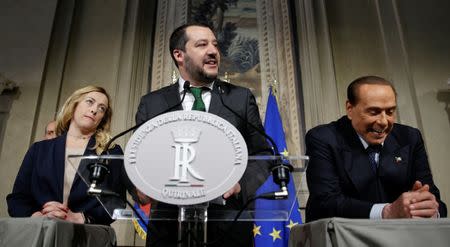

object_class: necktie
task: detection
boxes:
[190,87,206,111]
[367,144,382,171]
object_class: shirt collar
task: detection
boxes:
[177,77,214,93]
[357,134,384,149]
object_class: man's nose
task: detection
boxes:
[207,44,218,54]
[377,112,388,126]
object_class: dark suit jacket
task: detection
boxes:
[136,80,272,246]
[6,133,126,225]
[305,116,447,222]
[136,80,272,202]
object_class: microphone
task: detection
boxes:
[87,161,120,197]
[215,81,293,200]
[86,81,191,197]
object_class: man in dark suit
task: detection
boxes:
[305,75,447,222]
[135,23,271,246]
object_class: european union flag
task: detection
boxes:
[253,87,302,246]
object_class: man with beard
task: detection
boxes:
[305,76,447,222]
[135,23,271,246]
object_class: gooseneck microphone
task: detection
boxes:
[215,81,293,200]
[86,81,191,197]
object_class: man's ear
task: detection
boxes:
[345,100,353,120]
[173,49,184,64]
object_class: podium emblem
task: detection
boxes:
[124,111,248,205]
[170,127,204,183]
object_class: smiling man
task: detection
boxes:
[305,75,447,222]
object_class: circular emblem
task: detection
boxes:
[124,110,248,205]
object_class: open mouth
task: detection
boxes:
[368,128,388,138]
[204,59,217,66]
[371,128,384,134]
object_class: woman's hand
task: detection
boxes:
[41,201,68,219]
[65,210,85,224]
[31,211,44,217]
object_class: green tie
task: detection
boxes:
[190,87,206,111]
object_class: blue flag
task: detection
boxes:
[253,87,302,246]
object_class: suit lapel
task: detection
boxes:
[338,117,376,196]
[164,82,183,111]
[208,81,224,115]
[55,134,67,202]
[69,137,96,203]
[379,133,409,186]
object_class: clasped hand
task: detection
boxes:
[31,201,84,223]
[383,181,439,219]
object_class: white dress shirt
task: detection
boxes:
[357,136,388,219]
[178,77,214,112]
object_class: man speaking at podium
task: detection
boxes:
[305,76,447,222]
[135,23,272,246]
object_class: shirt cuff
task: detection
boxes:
[370,203,388,219]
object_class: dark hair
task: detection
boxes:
[169,22,215,67]
[347,75,397,105]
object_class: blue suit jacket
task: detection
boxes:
[305,116,447,222]
[7,133,126,225]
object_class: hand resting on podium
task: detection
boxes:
[382,181,439,219]
[31,201,85,224]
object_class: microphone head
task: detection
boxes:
[183,81,191,91]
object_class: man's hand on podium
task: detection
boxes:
[382,181,439,219]
[409,181,439,218]
[223,183,241,199]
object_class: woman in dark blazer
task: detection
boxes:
[7,85,126,225]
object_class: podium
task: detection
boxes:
[0,217,116,247]
[69,110,308,246]
[69,154,307,246]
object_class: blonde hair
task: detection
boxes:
[56,85,114,154]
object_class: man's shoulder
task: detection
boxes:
[305,116,355,150]
[392,122,420,132]
[306,116,346,138]
[217,80,251,94]
[140,83,177,100]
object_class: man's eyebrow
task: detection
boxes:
[194,39,208,43]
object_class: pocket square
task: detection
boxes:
[394,156,402,164]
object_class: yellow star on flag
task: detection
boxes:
[269,227,282,242]
[286,219,298,230]
[281,148,289,157]
[253,224,262,237]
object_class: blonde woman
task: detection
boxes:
[7,86,126,225]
